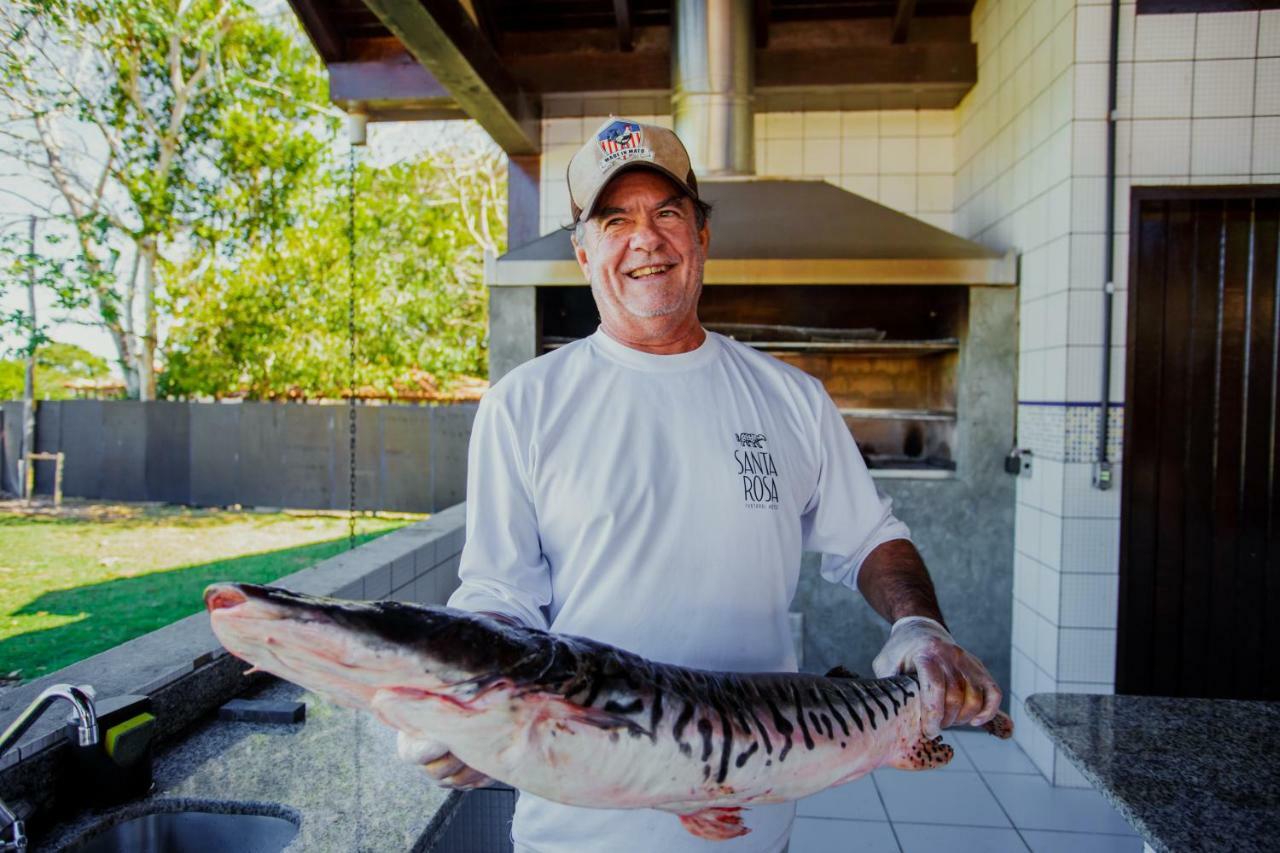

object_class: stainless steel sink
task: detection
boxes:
[69,808,297,853]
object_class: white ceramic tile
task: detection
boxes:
[1073,62,1107,121]
[918,110,955,136]
[1013,601,1037,665]
[1134,14,1195,61]
[880,110,918,136]
[1191,117,1253,174]
[1195,11,1259,60]
[1056,680,1116,696]
[582,96,619,116]
[1014,704,1056,779]
[874,770,1011,827]
[803,138,841,176]
[1128,119,1193,176]
[1039,508,1064,571]
[917,175,954,212]
[1075,6,1112,64]
[1262,10,1280,57]
[1042,346,1068,403]
[1060,517,1120,573]
[879,137,918,174]
[1036,614,1061,680]
[1014,550,1038,608]
[765,111,804,140]
[1072,120,1108,176]
[1043,291,1069,348]
[1068,290,1105,346]
[1040,456,1066,515]
[1058,628,1117,682]
[1071,176,1109,233]
[1023,830,1143,853]
[950,730,1042,774]
[841,138,880,174]
[788,817,899,853]
[544,118,583,145]
[1036,562,1061,623]
[896,823,1028,853]
[1192,59,1256,117]
[1257,59,1280,115]
[915,211,955,233]
[917,137,955,174]
[1254,116,1280,172]
[804,110,842,139]
[1131,61,1193,118]
[1060,573,1119,628]
[1062,460,1121,518]
[1052,749,1094,788]
[840,174,879,200]
[879,176,918,213]
[842,111,879,137]
[766,139,804,176]
[987,771,1134,834]
[796,776,887,821]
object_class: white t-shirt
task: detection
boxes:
[449,328,910,853]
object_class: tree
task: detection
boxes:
[0,0,331,399]
[0,341,112,400]
[161,134,507,400]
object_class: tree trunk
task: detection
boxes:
[139,236,158,400]
[21,217,37,498]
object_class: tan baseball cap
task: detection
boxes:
[567,117,700,223]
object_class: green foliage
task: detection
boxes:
[0,341,111,400]
[2,0,334,397]
[161,141,506,400]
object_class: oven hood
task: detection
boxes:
[489,178,1018,287]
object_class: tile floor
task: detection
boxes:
[789,730,1143,852]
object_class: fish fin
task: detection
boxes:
[982,711,1015,739]
[677,807,750,840]
[824,665,861,679]
[563,703,642,733]
[890,734,954,770]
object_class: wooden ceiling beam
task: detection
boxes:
[329,50,469,122]
[614,0,634,52]
[755,0,771,48]
[358,0,540,154]
[891,0,918,43]
[286,0,345,62]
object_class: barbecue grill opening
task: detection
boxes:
[539,285,965,476]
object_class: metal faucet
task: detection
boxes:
[0,684,98,853]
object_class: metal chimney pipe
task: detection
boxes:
[672,0,755,176]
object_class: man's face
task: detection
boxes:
[573,169,710,344]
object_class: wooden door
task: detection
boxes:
[1119,188,1280,700]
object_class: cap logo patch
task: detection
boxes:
[596,120,653,171]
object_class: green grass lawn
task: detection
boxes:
[0,505,411,683]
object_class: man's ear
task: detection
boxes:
[698,219,711,254]
[571,231,592,283]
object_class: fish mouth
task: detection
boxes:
[204,582,451,708]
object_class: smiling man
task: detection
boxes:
[427,119,1003,853]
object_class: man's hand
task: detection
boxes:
[397,731,494,790]
[872,616,1002,737]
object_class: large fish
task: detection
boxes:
[205,582,1012,840]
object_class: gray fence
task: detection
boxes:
[0,400,476,513]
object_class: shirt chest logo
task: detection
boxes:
[733,432,780,509]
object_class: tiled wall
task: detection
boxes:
[537,96,957,236]
[964,0,1279,786]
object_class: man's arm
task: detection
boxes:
[857,538,1002,734]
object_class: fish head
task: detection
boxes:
[205,582,510,708]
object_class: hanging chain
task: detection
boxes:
[347,144,358,551]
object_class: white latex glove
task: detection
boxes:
[396,730,494,790]
[872,615,1002,737]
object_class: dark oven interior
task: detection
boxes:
[539,285,968,473]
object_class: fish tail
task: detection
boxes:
[889,734,954,771]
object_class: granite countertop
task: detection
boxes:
[1026,693,1280,853]
[38,679,459,852]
